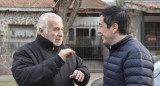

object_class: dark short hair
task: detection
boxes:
[100,6,131,35]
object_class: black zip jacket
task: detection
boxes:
[12,35,90,86]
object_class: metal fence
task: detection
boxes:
[0,42,26,55]
[66,36,103,60]
[0,37,104,59]
[0,36,104,73]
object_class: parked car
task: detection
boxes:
[154,58,160,86]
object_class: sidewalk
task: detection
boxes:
[0,73,103,86]
[84,73,103,86]
[0,75,14,81]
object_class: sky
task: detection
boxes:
[102,0,115,3]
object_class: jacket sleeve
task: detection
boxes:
[123,50,154,86]
[11,49,65,86]
[74,55,90,86]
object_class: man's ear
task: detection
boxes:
[39,28,45,37]
[112,23,118,33]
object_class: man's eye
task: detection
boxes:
[56,29,59,31]
[99,25,102,27]
[53,28,59,31]
[53,28,63,31]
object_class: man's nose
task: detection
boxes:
[97,27,101,34]
[58,30,63,37]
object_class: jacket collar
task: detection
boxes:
[105,34,132,50]
[36,35,55,49]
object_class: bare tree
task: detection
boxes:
[53,0,82,44]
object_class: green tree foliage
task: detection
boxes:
[107,0,124,6]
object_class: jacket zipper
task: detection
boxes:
[107,46,112,65]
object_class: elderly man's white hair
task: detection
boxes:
[36,12,62,34]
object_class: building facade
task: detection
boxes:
[0,0,107,74]
[124,0,160,56]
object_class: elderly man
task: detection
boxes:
[12,13,90,86]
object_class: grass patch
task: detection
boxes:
[0,81,17,86]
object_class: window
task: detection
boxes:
[144,22,160,55]
[69,28,74,41]
[91,28,96,40]
[76,28,89,46]
[9,25,35,49]
[91,28,95,36]
[76,28,89,36]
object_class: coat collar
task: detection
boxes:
[36,35,57,49]
[105,34,133,50]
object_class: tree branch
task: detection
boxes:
[65,0,81,33]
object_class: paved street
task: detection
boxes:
[80,73,103,86]
[0,73,103,86]
[1,72,160,86]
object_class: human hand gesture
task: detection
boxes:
[69,70,85,82]
[58,49,75,61]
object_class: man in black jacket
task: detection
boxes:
[12,13,90,86]
[98,6,154,86]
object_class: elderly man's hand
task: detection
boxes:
[58,49,75,61]
[69,70,85,82]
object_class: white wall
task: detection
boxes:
[131,10,142,41]
[68,17,100,45]
[73,17,100,36]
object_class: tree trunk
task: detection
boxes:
[53,0,82,44]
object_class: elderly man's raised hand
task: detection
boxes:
[58,49,75,61]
